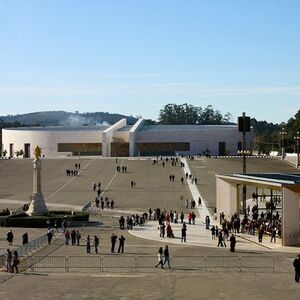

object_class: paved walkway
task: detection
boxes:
[180,157,213,222]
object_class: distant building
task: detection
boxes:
[1,119,253,158]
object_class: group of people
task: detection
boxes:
[92,181,115,210]
[66,169,79,176]
[65,162,81,176]
[155,245,171,269]
[5,249,19,273]
[116,165,128,172]
[6,230,29,246]
[119,213,147,230]
[220,205,282,244]
[64,229,82,246]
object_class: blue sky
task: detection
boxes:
[0,0,299,123]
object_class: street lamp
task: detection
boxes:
[238,112,251,214]
[294,130,300,168]
[279,128,287,160]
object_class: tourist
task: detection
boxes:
[6,230,13,246]
[270,227,277,243]
[258,226,264,243]
[230,234,236,252]
[61,219,67,233]
[93,182,97,191]
[6,249,12,272]
[198,197,202,207]
[155,247,164,269]
[11,251,19,274]
[22,232,28,244]
[211,225,216,240]
[76,230,81,245]
[180,212,184,224]
[94,235,99,254]
[71,229,76,245]
[217,231,224,247]
[65,230,70,245]
[110,200,114,209]
[181,223,187,242]
[118,235,126,253]
[293,255,300,283]
[86,235,91,254]
[163,245,171,269]
[47,230,52,244]
[111,233,118,253]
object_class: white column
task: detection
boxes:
[216,177,238,221]
[282,187,300,246]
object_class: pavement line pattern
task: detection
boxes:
[180,157,212,222]
[99,159,125,198]
[45,158,95,201]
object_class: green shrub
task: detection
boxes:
[0,211,89,228]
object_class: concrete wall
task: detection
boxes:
[137,126,253,155]
[102,119,127,157]
[2,128,104,158]
[129,119,144,156]
[216,177,239,220]
[282,187,300,246]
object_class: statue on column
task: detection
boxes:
[26,145,48,216]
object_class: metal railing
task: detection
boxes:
[0,230,55,264]
[22,255,274,273]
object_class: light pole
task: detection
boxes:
[279,128,287,160]
[238,112,251,214]
[294,130,300,168]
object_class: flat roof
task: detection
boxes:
[219,173,300,185]
[3,126,110,132]
[140,125,238,132]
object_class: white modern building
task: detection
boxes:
[1,119,253,158]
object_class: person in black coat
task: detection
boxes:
[118,235,126,253]
[111,233,118,253]
[293,255,300,283]
[230,234,236,252]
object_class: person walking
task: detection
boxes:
[211,226,216,240]
[86,235,91,254]
[118,235,126,253]
[22,232,28,244]
[163,245,171,269]
[65,230,70,245]
[155,247,164,269]
[11,251,19,274]
[293,255,300,283]
[76,230,81,245]
[6,249,12,273]
[270,227,277,243]
[111,233,118,253]
[7,230,13,246]
[47,230,52,244]
[94,235,99,254]
[230,234,236,252]
[181,223,187,243]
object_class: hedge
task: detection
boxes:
[0,211,89,228]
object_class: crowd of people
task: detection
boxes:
[219,203,282,244]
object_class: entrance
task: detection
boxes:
[24,143,31,158]
[218,142,226,156]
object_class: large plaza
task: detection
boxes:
[0,156,299,299]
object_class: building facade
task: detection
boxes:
[1,119,253,158]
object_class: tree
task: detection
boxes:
[158,103,231,125]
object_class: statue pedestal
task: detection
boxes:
[26,157,48,216]
[27,193,48,216]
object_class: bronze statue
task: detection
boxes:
[34,145,42,159]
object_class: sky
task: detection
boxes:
[0,0,299,123]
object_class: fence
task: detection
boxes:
[0,230,55,267]
[21,255,274,273]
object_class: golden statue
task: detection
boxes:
[34,145,42,159]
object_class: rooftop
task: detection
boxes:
[225,173,300,185]
[3,126,110,132]
[140,124,238,132]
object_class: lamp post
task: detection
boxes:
[294,130,300,168]
[238,112,251,214]
[279,128,287,160]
